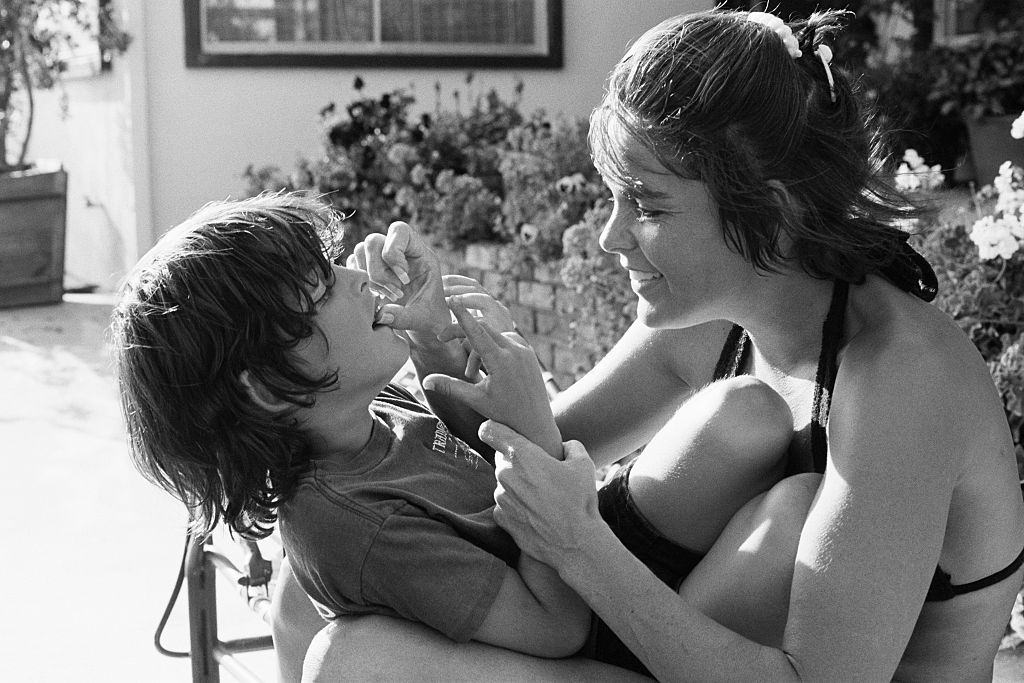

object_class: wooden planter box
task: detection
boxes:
[0,164,68,308]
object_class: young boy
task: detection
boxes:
[111,192,591,658]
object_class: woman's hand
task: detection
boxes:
[422,297,561,458]
[348,221,448,337]
[481,421,604,568]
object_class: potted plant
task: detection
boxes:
[923,20,1024,184]
[0,0,129,307]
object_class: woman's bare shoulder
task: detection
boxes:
[838,276,1008,449]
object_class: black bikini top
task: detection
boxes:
[711,251,1024,601]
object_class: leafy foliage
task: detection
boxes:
[911,154,1024,475]
[0,0,131,171]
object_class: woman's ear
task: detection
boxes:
[239,370,291,414]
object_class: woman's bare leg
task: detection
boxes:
[271,559,328,682]
[679,473,821,647]
[627,375,794,552]
[302,615,651,682]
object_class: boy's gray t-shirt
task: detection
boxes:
[280,384,520,642]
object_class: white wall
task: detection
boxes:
[139,0,711,252]
[28,64,137,293]
[27,0,712,290]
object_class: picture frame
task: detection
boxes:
[184,0,563,68]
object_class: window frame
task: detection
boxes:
[183,0,563,68]
[932,0,1021,46]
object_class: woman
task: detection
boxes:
[288,8,1024,681]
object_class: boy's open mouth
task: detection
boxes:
[371,294,386,328]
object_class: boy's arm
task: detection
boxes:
[472,559,591,658]
[407,331,494,456]
[422,297,563,459]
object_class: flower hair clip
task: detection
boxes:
[746,11,802,59]
[815,44,837,103]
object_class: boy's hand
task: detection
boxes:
[422,297,563,459]
[348,222,448,337]
[437,275,516,378]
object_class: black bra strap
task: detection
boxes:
[712,324,748,381]
[927,543,1024,601]
[809,280,848,474]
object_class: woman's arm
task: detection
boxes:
[483,330,965,680]
[553,319,732,469]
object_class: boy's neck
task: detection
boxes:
[301,383,383,456]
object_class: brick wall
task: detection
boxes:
[436,243,597,391]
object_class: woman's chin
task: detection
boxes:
[636,301,700,330]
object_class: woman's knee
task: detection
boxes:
[695,376,793,470]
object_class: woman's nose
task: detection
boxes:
[598,208,633,255]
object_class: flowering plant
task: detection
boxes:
[924,24,1024,121]
[911,123,1024,476]
[558,201,636,366]
[895,149,946,193]
[244,76,520,252]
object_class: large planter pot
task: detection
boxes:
[966,115,1024,185]
[0,163,68,308]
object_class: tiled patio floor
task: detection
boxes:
[0,295,276,682]
[2,294,1022,682]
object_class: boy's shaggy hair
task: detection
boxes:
[590,8,921,283]
[111,192,345,539]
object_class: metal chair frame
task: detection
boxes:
[185,535,275,683]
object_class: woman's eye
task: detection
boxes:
[636,206,662,221]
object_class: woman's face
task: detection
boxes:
[598,122,752,329]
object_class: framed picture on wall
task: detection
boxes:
[184,0,563,68]
[933,0,1024,45]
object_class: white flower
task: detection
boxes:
[895,150,944,192]
[409,163,428,186]
[519,223,539,244]
[971,215,1022,260]
[1012,110,1024,140]
[895,162,920,192]
[903,149,925,167]
[924,164,945,191]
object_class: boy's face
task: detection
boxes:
[292,263,410,396]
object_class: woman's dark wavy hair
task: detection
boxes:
[111,192,346,540]
[590,7,921,282]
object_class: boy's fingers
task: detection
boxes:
[448,293,515,331]
[350,243,367,271]
[363,233,404,300]
[381,222,413,284]
[421,373,483,408]
[441,274,484,291]
[449,298,500,356]
[435,322,466,342]
[465,350,482,378]
[479,420,538,462]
